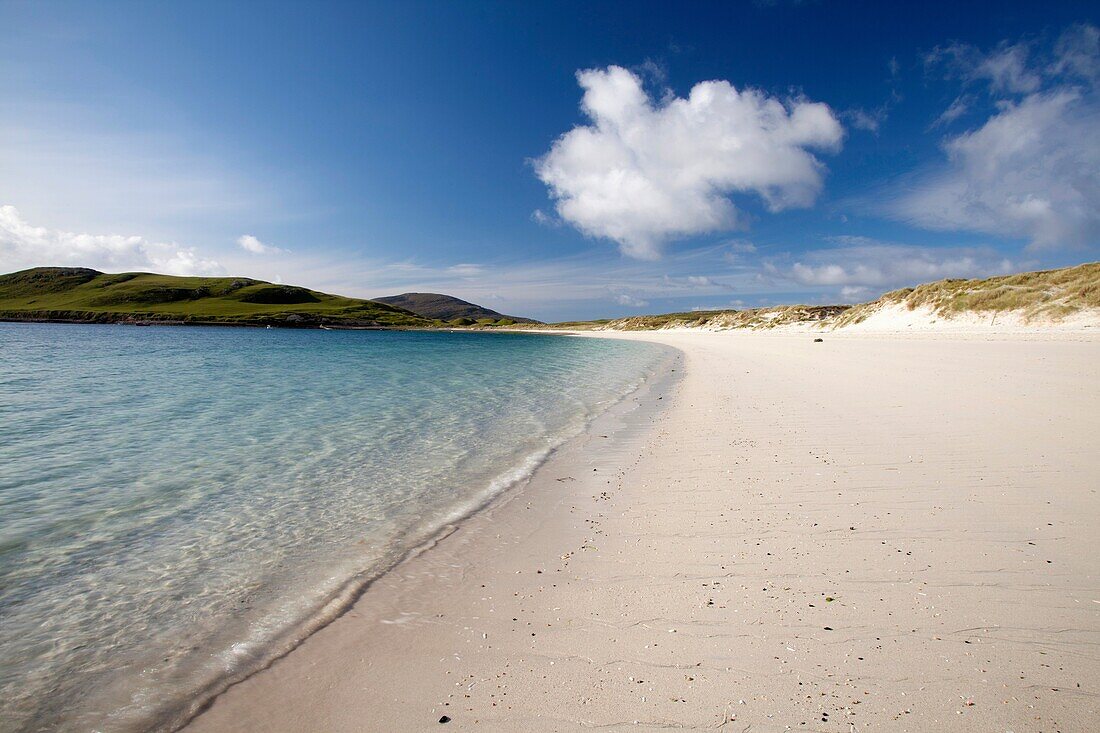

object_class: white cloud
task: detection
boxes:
[236,234,283,254]
[531,209,559,227]
[840,285,872,300]
[894,89,1099,250]
[612,290,649,307]
[777,238,1016,290]
[446,263,485,277]
[660,274,734,290]
[535,65,843,259]
[932,95,971,127]
[723,239,760,264]
[844,107,886,133]
[976,44,1042,94]
[926,41,1041,94]
[895,24,1100,251]
[1051,23,1100,81]
[0,205,223,276]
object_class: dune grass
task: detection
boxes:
[835,262,1100,326]
[533,262,1099,332]
[533,305,849,331]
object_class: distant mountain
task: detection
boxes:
[372,292,540,324]
[0,267,432,328]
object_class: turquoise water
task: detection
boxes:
[0,324,669,732]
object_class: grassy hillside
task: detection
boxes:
[372,292,539,324]
[0,268,434,328]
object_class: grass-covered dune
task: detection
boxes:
[532,262,1100,332]
[834,261,1100,327]
[588,305,849,331]
[0,267,434,328]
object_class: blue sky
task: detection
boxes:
[1,1,1098,320]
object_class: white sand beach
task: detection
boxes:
[186,330,1100,732]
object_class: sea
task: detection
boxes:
[0,323,670,732]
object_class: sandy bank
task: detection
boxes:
[186,330,1100,732]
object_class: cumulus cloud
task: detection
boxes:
[236,234,283,254]
[894,24,1100,251]
[535,65,843,259]
[0,205,222,275]
[775,237,1016,291]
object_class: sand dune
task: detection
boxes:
[186,330,1100,732]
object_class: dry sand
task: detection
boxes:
[186,331,1100,732]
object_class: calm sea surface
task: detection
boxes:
[0,324,669,732]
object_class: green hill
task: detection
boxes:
[0,267,434,328]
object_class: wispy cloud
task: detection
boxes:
[840,285,872,300]
[611,290,649,308]
[930,95,971,127]
[925,40,1041,94]
[843,107,887,133]
[891,23,1100,251]
[446,263,485,277]
[764,235,1018,296]
[534,65,843,259]
[531,209,559,227]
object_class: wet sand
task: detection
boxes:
[186,331,1100,732]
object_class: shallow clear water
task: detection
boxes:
[0,324,668,732]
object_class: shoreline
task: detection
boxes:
[139,334,681,733]
[186,329,1099,732]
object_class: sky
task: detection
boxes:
[1,0,1098,321]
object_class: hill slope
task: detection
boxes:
[0,268,433,328]
[372,292,539,324]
